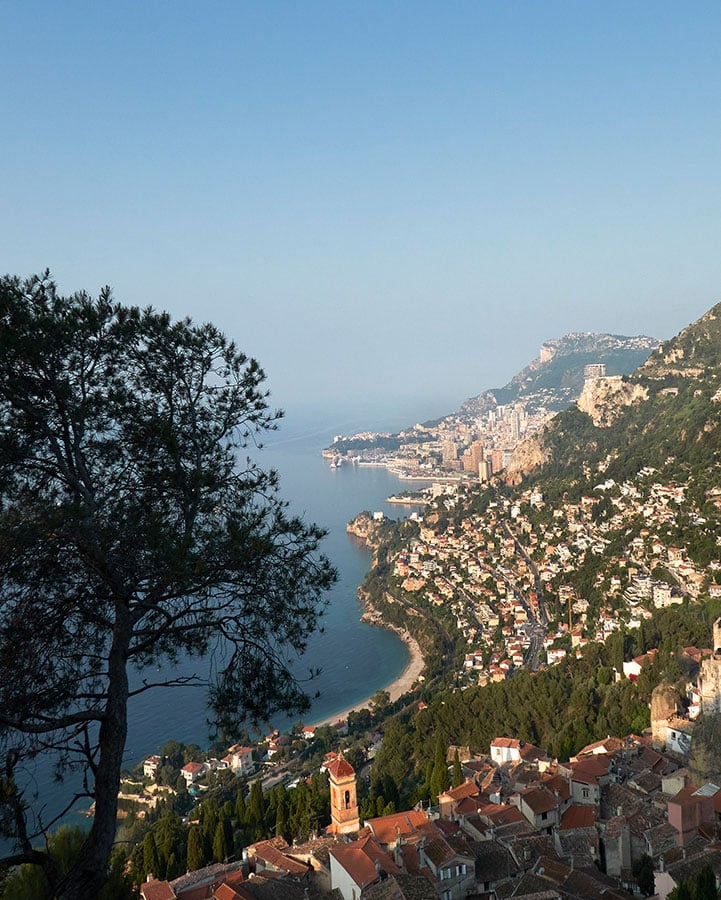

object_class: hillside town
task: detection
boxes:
[138,708,721,900]
[382,458,721,697]
[130,452,721,899]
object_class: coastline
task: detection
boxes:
[309,625,425,728]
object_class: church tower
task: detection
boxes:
[326,753,359,835]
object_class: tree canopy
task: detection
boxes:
[0,273,335,897]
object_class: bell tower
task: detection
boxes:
[326,753,359,835]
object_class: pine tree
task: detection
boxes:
[0,273,336,898]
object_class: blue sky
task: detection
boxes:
[3,2,721,432]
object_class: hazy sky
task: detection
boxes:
[3,2,721,432]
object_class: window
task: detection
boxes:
[344,789,351,809]
[582,787,590,799]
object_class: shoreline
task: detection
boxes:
[309,625,425,728]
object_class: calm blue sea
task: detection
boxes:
[15,413,430,836]
[124,419,428,757]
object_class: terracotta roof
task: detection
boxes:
[439,781,479,802]
[214,885,245,900]
[478,802,525,827]
[455,796,483,816]
[560,805,596,830]
[569,755,609,785]
[249,838,309,876]
[140,881,176,900]
[542,773,570,802]
[576,736,625,756]
[329,834,400,887]
[365,810,429,846]
[670,785,701,806]
[325,755,355,780]
[363,873,439,900]
[520,785,558,815]
[471,839,518,882]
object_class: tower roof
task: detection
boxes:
[326,754,355,779]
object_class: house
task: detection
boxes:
[180,761,206,787]
[668,783,720,845]
[514,784,562,832]
[437,781,480,819]
[245,836,310,878]
[143,755,162,779]
[413,821,476,900]
[489,736,545,766]
[623,649,658,680]
[665,717,694,759]
[364,809,430,848]
[329,833,401,900]
[490,736,522,765]
[565,754,610,806]
[226,745,254,776]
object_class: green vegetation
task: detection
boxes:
[0,273,336,897]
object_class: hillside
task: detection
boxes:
[459,332,659,418]
[509,302,721,485]
[355,298,721,806]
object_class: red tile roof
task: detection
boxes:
[140,881,176,900]
[521,786,559,815]
[325,755,356,779]
[365,810,429,846]
[560,805,597,830]
[439,781,480,802]
[329,834,400,887]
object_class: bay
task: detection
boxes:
[125,417,430,756]
[18,414,430,836]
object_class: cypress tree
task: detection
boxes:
[452,749,463,787]
[186,827,204,872]
[213,821,229,863]
[248,779,266,830]
[142,832,161,880]
[430,734,450,803]
[236,787,248,823]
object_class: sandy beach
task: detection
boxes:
[310,629,425,728]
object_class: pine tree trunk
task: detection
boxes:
[56,606,130,899]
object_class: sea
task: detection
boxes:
[18,411,432,835]
[124,416,430,756]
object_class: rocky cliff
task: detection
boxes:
[347,512,383,557]
[503,433,550,484]
[576,376,649,427]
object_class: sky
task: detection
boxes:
[2,2,721,434]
